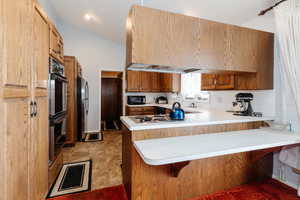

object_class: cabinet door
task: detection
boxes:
[151,72,161,92]
[201,74,216,90]
[198,20,227,70]
[50,26,59,58]
[215,74,234,90]
[29,95,49,200]
[50,25,64,64]
[1,1,33,200]
[140,72,152,92]
[34,4,49,89]
[126,71,141,92]
[2,99,31,200]
[226,26,258,72]
[160,73,172,92]
[2,0,33,89]
[171,74,181,93]
[64,57,77,145]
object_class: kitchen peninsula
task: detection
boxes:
[121,110,300,200]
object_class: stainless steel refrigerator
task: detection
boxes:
[77,77,89,141]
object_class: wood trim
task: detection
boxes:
[101,71,123,79]
[34,2,48,24]
[3,87,30,99]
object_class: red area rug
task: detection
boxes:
[191,179,300,200]
[48,185,128,200]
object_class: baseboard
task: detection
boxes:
[272,175,298,190]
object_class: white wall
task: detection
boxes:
[57,22,125,131]
[37,0,59,26]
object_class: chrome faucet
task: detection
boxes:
[191,103,196,108]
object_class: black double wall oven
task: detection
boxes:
[49,57,68,164]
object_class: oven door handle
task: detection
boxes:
[51,73,68,83]
[50,115,66,125]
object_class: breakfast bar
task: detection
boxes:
[121,110,300,200]
[134,129,300,166]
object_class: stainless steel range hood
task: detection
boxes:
[127,63,201,74]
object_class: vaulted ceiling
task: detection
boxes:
[49,0,275,44]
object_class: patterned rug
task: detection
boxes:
[48,185,128,200]
[191,179,300,200]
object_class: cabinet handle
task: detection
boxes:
[33,101,37,117]
[30,101,34,117]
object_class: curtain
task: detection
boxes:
[274,0,300,196]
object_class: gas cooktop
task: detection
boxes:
[129,115,172,123]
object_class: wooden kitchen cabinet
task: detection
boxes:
[50,21,64,64]
[226,26,259,72]
[151,72,161,92]
[1,1,50,200]
[201,74,217,90]
[160,73,181,93]
[29,4,50,199]
[140,71,152,92]
[201,73,234,90]
[64,56,83,146]
[126,71,181,93]
[127,71,141,92]
[215,74,235,90]
[126,6,274,89]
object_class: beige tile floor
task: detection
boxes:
[62,131,123,190]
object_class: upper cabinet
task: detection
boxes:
[34,3,49,89]
[201,73,235,90]
[126,6,274,89]
[126,71,181,93]
[160,73,181,93]
[50,23,64,64]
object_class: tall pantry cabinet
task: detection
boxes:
[1,0,49,200]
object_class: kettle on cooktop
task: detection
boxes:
[170,102,185,120]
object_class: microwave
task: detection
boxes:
[127,96,146,105]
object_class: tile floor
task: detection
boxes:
[62,131,123,190]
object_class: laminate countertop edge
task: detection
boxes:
[133,128,300,166]
[121,107,275,131]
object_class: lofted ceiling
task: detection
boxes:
[49,0,275,44]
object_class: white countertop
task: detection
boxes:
[134,128,300,166]
[121,105,275,131]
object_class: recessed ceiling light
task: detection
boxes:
[84,13,92,21]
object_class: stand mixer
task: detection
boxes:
[232,93,254,116]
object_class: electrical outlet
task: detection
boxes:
[197,93,210,103]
